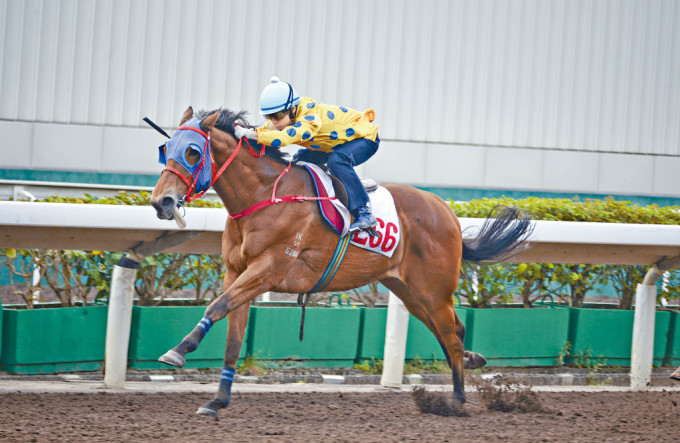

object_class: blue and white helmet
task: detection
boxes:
[259,76,301,115]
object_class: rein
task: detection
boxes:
[228,161,337,220]
[152,117,350,342]
[163,132,266,204]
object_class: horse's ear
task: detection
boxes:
[200,111,220,132]
[179,106,193,126]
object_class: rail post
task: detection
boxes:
[380,292,409,387]
[104,257,139,388]
[103,231,201,388]
[631,255,680,389]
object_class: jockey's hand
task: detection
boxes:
[234,125,257,140]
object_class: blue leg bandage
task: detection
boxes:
[197,317,213,335]
[221,366,236,382]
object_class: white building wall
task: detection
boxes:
[1,0,679,196]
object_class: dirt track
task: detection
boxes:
[1,387,678,442]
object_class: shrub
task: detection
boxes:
[450,197,680,308]
[2,192,678,308]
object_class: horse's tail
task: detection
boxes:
[462,205,534,264]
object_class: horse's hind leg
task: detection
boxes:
[196,303,250,417]
[381,278,466,403]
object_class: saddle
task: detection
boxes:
[316,164,378,209]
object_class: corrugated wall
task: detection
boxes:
[1,0,679,155]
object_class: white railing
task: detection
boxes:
[1,201,679,388]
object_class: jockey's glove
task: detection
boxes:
[234,125,257,140]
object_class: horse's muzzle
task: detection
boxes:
[151,194,178,220]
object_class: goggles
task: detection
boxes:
[265,109,289,121]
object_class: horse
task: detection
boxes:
[150,106,533,416]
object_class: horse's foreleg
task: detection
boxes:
[171,260,274,416]
[196,303,250,417]
[158,269,241,368]
[157,316,214,368]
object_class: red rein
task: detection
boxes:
[163,129,266,203]
[163,128,335,217]
[229,161,336,220]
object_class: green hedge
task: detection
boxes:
[2,192,679,309]
[449,197,680,308]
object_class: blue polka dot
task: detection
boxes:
[340,107,348,112]
[302,131,311,140]
[272,139,282,148]
[327,111,335,120]
[304,115,315,121]
[306,102,316,109]
[292,121,302,128]
[310,137,315,141]
[286,128,296,137]
[330,131,338,140]
[310,145,321,150]
[345,128,355,137]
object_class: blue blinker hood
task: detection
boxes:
[158,117,213,194]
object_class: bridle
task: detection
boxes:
[161,124,266,204]
[146,116,334,218]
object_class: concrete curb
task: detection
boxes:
[0,368,677,387]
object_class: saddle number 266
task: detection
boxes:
[351,218,399,253]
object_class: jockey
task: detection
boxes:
[234,76,380,233]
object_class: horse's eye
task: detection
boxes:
[185,146,201,165]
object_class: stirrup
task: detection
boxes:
[349,222,379,236]
[364,227,380,238]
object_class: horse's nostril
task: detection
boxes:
[160,196,177,210]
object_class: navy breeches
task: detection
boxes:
[295,136,379,212]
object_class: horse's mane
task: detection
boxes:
[196,108,290,164]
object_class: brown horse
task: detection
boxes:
[150,107,532,416]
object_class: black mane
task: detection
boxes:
[196,108,289,164]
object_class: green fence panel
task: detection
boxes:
[247,306,361,368]
[654,311,672,366]
[668,311,679,366]
[465,307,570,367]
[0,306,108,374]
[356,307,387,361]
[127,305,244,369]
[568,308,671,366]
[406,309,468,361]
[0,297,3,359]
[356,307,468,362]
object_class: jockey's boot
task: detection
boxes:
[350,204,377,232]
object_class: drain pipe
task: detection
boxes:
[104,231,201,388]
[631,255,680,389]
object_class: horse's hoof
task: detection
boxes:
[196,407,218,417]
[463,351,487,369]
[453,392,467,404]
[671,369,680,381]
[158,349,186,368]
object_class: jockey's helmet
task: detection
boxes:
[259,76,300,115]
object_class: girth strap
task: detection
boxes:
[297,234,352,341]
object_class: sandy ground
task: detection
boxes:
[0,379,679,442]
